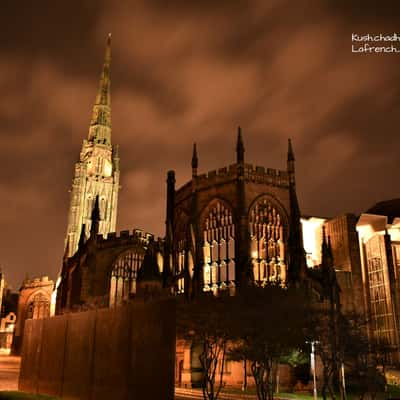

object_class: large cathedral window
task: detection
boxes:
[109,250,144,307]
[176,237,186,294]
[202,201,235,294]
[249,197,286,285]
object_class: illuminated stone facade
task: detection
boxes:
[13,276,53,353]
[55,35,400,387]
[65,35,120,257]
[164,133,307,298]
[56,227,159,313]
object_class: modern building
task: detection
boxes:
[357,199,400,362]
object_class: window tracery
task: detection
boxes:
[249,198,286,285]
[202,201,235,293]
[26,293,50,320]
[109,250,144,307]
[173,213,188,294]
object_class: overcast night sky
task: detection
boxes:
[1,1,400,289]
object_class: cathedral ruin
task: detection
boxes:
[52,35,400,388]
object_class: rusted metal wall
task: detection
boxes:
[19,299,175,400]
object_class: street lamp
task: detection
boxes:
[340,361,346,400]
[307,340,319,400]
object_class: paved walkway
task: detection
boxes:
[175,387,294,399]
[0,356,284,400]
[0,355,20,391]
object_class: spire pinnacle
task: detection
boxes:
[96,34,111,107]
[78,224,86,248]
[88,35,112,145]
[191,143,198,177]
[321,225,333,267]
[288,138,295,161]
[287,138,295,186]
[322,225,327,245]
[90,196,101,237]
[236,126,244,164]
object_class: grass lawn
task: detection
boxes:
[220,384,400,399]
[0,392,59,400]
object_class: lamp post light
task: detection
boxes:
[340,361,346,400]
[308,340,319,400]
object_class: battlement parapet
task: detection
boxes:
[21,276,54,290]
[192,164,238,192]
[244,164,289,187]
[175,163,289,201]
[97,229,156,248]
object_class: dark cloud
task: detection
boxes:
[1,1,399,288]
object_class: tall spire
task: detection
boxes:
[88,34,112,145]
[191,143,198,177]
[236,126,245,164]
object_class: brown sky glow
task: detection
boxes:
[1,1,400,288]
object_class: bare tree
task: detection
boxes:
[177,294,231,400]
[228,285,308,400]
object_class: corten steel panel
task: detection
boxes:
[91,305,131,400]
[19,299,176,400]
[128,299,176,400]
[18,318,44,393]
[37,315,67,397]
[61,311,96,400]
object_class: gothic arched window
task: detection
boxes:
[109,249,145,307]
[173,210,189,294]
[26,293,50,320]
[249,197,287,285]
[202,200,235,294]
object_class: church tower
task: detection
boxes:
[65,34,120,257]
